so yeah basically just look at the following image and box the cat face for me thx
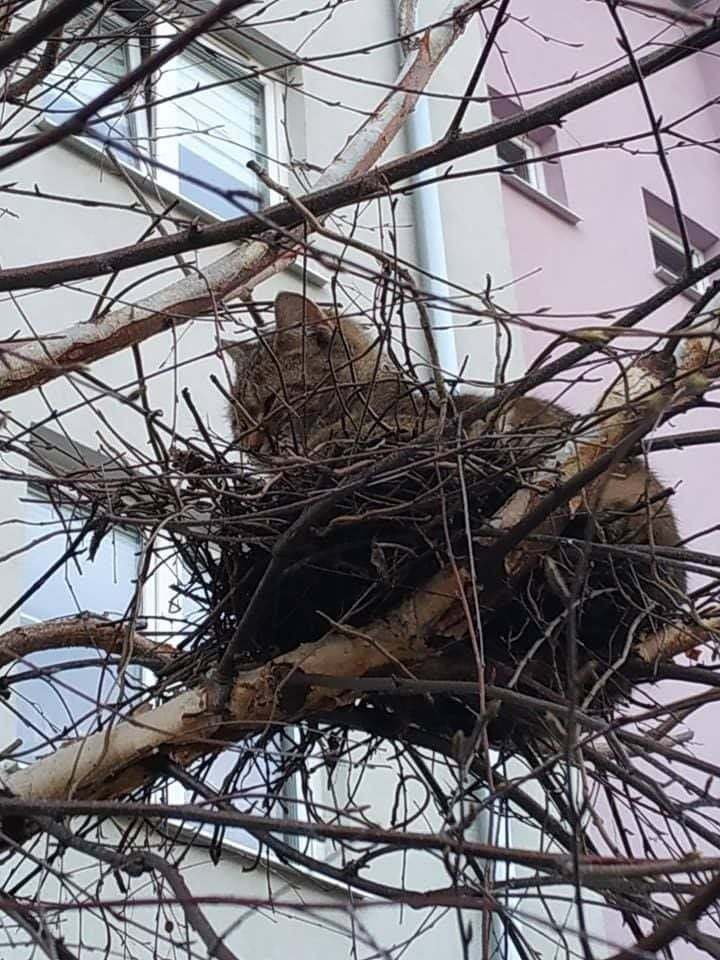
[224,291,379,454]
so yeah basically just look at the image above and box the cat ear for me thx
[274,291,334,344]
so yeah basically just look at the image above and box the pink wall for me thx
[485,5,720,954]
[486,0,720,547]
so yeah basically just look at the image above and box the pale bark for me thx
[635,615,720,663]
[3,553,714,804]
[497,353,674,577]
[4,686,216,800]
[1,0,717,802]
[675,313,720,391]
[492,325,720,580]
[4,567,463,801]
[0,614,176,668]
[6,331,720,804]
[0,18,717,302]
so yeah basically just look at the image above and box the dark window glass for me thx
[651,232,691,278]
[497,139,532,182]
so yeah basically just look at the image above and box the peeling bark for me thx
[1,529,715,804]
[0,614,176,669]
[4,686,218,800]
[4,568,464,801]
[635,616,720,663]
[497,353,674,577]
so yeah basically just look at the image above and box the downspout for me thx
[393,5,508,958]
[394,2,458,380]
[405,89,499,944]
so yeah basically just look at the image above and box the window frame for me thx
[40,9,287,218]
[497,135,546,193]
[175,723,329,860]
[40,10,152,168]
[7,481,146,761]
[648,218,706,296]
[151,26,286,216]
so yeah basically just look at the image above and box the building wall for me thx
[0,818,463,960]
[487,5,720,956]
[485,0,720,592]
[487,1,720,341]
[486,0,720,399]
[0,2,524,958]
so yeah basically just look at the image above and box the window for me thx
[8,428,313,857]
[497,136,544,192]
[648,220,705,295]
[154,45,271,218]
[41,10,280,218]
[490,101,580,224]
[41,14,144,167]
[8,491,143,760]
[192,730,305,854]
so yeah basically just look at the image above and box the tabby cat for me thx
[224,291,684,591]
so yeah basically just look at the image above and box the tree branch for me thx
[0,0,94,73]
[0,18,717,403]
[0,614,176,670]
[1,16,717,294]
[606,871,720,960]
[0,0,481,401]
[3,566,463,801]
[2,549,716,808]
[635,615,720,663]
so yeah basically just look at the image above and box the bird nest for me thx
[160,415,685,752]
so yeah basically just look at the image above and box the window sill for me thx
[40,124,328,289]
[500,172,581,225]
[653,265,702,302]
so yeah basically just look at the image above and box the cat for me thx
[224,291,684,592]
[470,393,682,572]
[223,290,438,456]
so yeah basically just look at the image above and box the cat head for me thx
[223,291,380,454]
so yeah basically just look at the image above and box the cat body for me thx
[469,393,681,566]
[225,292,683,590]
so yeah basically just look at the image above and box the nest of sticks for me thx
[155,404,687,753]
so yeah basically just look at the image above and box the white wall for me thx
[418,1,526,386]
[0,4,487,958]
[0,3,596,958]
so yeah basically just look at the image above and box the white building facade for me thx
[0,2,606,958]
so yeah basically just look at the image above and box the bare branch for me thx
[635,615,720,663]
[4,567,463,801]
[0,614,176,669]
[0,17,717,404]
[0,0,94,73]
